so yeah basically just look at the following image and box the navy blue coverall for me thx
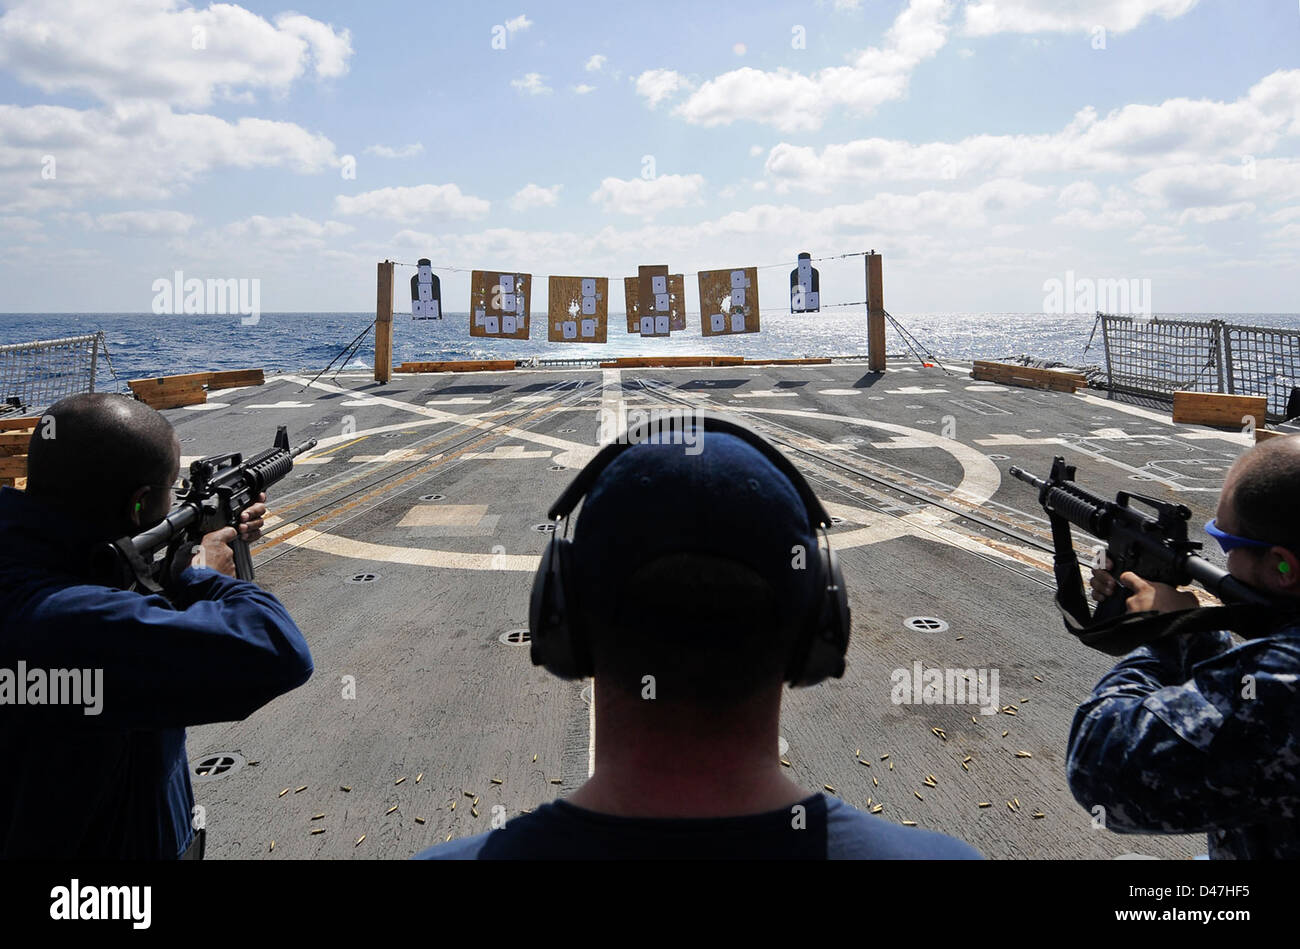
[0,486,312,858]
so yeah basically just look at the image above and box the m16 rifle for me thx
[1010,456,1275,653]
[95,425,316,591]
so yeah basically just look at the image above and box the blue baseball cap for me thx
[568,430,824,636]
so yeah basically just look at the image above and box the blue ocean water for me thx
[2,311,1298,385]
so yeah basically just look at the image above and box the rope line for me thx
[299,321,376,392]
[385,250,870,280]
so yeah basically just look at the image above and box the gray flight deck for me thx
[169,357,1249,860]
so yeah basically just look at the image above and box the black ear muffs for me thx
[527,532,559,668]
[790,543,852,686]
[785,544,850,687]
[529,527,593,680]
[527,413,851,685]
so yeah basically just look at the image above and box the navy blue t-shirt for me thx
[416,793,982,859]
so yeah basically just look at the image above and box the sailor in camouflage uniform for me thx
[1067,436,1300,859]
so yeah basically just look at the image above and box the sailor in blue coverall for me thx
[0,394,312,858]
[1068,436,1300,859]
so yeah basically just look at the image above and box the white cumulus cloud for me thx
[634,69,692,109]
[225,213,351,241]
[1052,203,1145,231]
[0,0,352,108]
[0,102,339,212]
[762,70,1300,190]
[510,183,562,211]
[173,213,353,258]
[334,184,490,222]
[364,143,424,159]
[964,0,1199,36]
[81,209,196,235]
[1133,158,1300,210]
[1177,202,1256,225]
[1058,181,1101,206]
[590,174,706,218]
[667,0,952,131]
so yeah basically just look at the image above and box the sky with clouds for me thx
[0,0,1296,314]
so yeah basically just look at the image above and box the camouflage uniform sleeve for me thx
[1067,628,1300,834]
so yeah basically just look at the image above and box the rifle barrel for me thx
[1007,465,1042,489]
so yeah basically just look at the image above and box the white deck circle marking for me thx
[182,402,230,411]
[271,523,542,571]
[714,405,1003,542]
[268,376,1018,568]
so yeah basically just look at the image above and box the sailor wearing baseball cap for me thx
[417,413,981,859]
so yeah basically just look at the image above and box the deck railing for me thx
[1101,315,1299,422]
[0,332,111,417]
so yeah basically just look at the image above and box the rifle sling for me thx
[1058,598,1300,657]
[107,535,164,595]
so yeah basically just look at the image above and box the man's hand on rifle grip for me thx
[166,527,238,581]
[1117,571,1199,614]
[1092,556,1198,613]
[191,527,238,578]
[237,492,268,543]
[1089,556,1119,602]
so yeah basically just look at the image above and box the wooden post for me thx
[866,251,886,372]
[375,260,394,384]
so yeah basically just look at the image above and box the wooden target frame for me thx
[469,269,532,339]
[698,266,760,337]
[624,265,686,337]
[547,276,609,343]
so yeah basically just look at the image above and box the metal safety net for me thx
[0,332,112,418]
[1100,316,1224,402]
[1100,316,1300,422]
[1221,323,1300,422]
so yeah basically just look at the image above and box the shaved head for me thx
[1220,435,1300,547]
[25,393,179,534]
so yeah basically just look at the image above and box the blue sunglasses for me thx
[1205,518,1274,553]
